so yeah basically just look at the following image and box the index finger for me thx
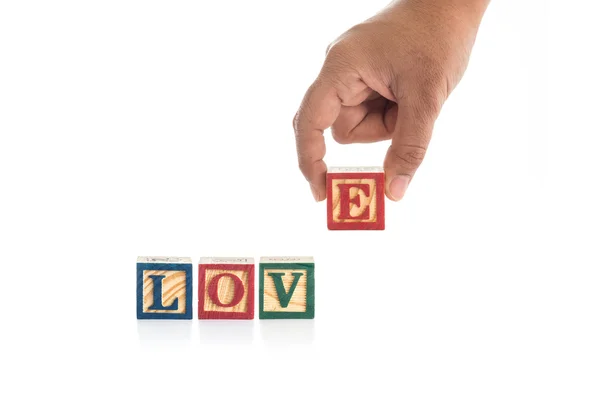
[293,78,342,201]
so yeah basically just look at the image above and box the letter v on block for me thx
[259,257,315,319]
[267,272,303,307]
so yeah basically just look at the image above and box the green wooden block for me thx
[259,257,315,319]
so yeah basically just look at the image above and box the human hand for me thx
[293,0,490,201]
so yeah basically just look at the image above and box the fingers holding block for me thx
[137,256,193,319]
[198,257,255,320]
[259,257,315,319]
[327,167,385,230]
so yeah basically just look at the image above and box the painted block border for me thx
[326,171,385,230]
[198,263,255,320]
[259,262,315,319]
[136,262,193,320]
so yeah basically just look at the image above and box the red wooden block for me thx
[327,167,385,230]
[198,257,255,319]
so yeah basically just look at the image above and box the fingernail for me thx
[389,175,411,201]
[310,184,320,202]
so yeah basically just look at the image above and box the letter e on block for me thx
[198,257,255,319]
[136,256,193,319]
[327,167,385,230]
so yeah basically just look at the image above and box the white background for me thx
[1,0,598,398]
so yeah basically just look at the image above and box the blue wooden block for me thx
[136,256,193,319]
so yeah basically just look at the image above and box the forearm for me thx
[402,0,490,23]
[379,0,489,50]
[381,0,490,30]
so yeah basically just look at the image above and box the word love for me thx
[136,256,315,320]
[327,167,385,230]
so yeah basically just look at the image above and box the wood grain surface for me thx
[262,269,307,312]
[330,178,377,222]
[202,269,249,313]
[142,270,187,314]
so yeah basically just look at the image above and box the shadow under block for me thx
[198,257,255,319]
[327,167,385,230]
[259,257,315,319]
[137,256,193,319]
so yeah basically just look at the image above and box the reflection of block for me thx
[327,167,385,230]
[198,257,254,319]
[136,256,193,319]
[259,257,314,319]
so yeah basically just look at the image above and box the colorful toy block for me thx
[198,257,255,319]
[327,167,385,230]
[259,257,314,319]
[137,256,193,319]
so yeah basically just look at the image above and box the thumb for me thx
[384,94,441,201]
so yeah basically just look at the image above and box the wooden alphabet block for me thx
[259,257,315,319]
[198,257,255,319]
[327,167,385,230]
[136,256,193,319]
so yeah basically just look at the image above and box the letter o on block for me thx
[198,258,255,319]
[207,273,245,307]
